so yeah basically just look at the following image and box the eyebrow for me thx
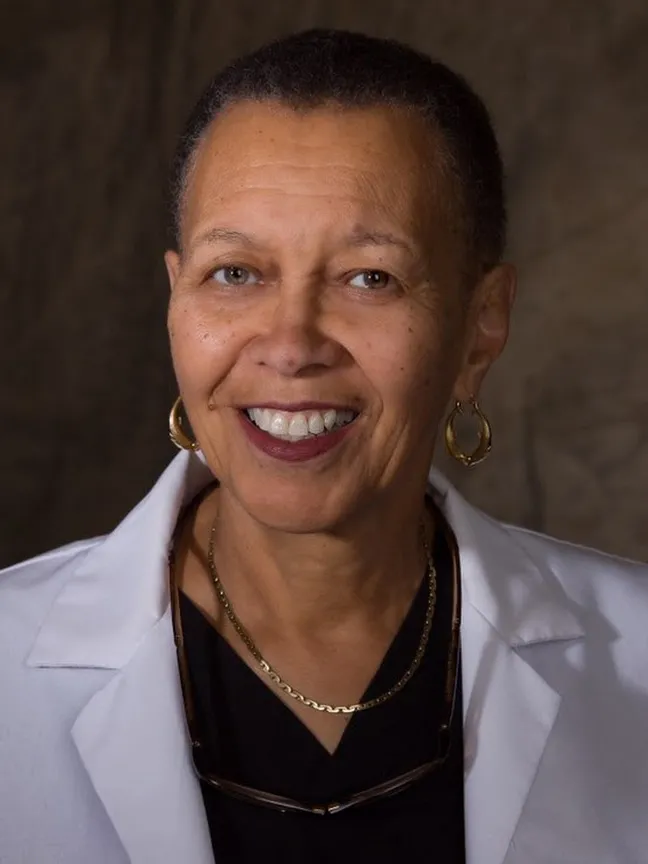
[188,225,417,257]
[189,227,257,253]
[345,227,415,256]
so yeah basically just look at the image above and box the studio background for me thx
[1,0,647,568]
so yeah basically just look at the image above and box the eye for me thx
[348,270,393,290]
[211,265,259,286]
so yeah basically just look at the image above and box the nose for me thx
[248,285,344,377]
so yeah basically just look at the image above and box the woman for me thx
[1,29,647,864]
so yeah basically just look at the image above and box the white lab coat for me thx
[1,451,647,864]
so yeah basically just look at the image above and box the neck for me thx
[200,485,433,637]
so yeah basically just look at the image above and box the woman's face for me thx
[166,101,514,531]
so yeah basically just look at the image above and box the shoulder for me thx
[506,522,648,583]
[0,537,103,590]
[0,538,103,645]
[504,522,648,623]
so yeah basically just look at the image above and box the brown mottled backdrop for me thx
[1,0,647,567]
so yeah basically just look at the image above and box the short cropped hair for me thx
[169,29,506,273]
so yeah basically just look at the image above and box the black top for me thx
[179,518,465,863]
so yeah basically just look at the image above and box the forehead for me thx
[181,101,451,249]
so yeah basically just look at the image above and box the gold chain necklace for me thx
[206,518,437,715]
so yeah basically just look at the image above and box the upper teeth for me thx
[247,408,356,440]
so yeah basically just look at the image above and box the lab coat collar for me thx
[27,451,213,670]
[428,465,585,648]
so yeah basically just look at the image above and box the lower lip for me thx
[238,411,356,463]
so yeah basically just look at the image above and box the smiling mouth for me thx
[242,406,359,442]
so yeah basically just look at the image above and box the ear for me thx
[164,249,181,292]
[453,262,517,402]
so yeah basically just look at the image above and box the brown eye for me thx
[349,270,391,290]
[212,265,258,286]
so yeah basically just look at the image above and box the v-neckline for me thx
[179,561,430,758]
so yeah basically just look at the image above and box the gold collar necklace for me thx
[206,514,437,715]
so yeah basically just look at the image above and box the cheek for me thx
[168,296,244,393]
[367,315,445,395]
[357,308,458,435]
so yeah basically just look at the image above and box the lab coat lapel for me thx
[433,471,585,864]
[460,602,562,864]
[70,609,214,864]
[28,452,216,864]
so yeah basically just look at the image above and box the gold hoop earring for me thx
[169,396,199,451]
[444,397,492,468]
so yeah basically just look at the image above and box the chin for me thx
[231,477,354,535]
[257,510,333,535]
